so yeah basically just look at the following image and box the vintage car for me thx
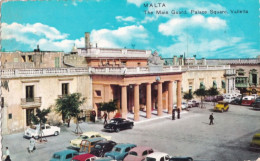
[70,131,111,148]
[241,96,255,106]
[169,157,193,161]
[124,146,154,161]
[249,133,260,151]
[104,118,134,132]
[252,97,260,110]
[145,152,171,161]
[214,101,229,112]
[223,96,236,103]
[90,140,117,157]
[173,102,188,110]
[104,143,136,160]
[71,153,97,161]
[50,149,78,161]
[230,97,241,105]
[24,124,60,139]
[76,137,106,153]
[204,95,224,102]
[187,100,200,108]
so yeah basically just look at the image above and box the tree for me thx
[55,93,85,129]
[31,107,51,141]
[207,86,220,106]
[194,87,207,108]
[98,100,118,118]
[183,90,193,106]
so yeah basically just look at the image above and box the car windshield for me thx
[146,157,156,161]
[79,135,89,139]
[112,147,121,152]
[52,154,61,159]
[109,120,118,124]
[95,144,102,149]
[129,151,138,156]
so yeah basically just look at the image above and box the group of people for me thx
[90,110,108,125]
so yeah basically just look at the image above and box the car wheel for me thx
[115,128,120,132]
[54,131,59,136]
[221,109,224,113]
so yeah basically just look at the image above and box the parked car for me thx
[230,97,241,105]
[145,152,171,161]
[249,133,260,151]
[24,124,60,139]
[241,96,255,106]
[252,97,260,110]
[104,118,134,132]
[104,143,136,160]
[70,131,111,148]
[90,140,117,157]
[71,153,97,161]
[50,149,78,161]
[78,137,107,153]
[124,146,154,161]
[170,157,193,161]
[187,100,200,108]
[204,96,223,102]
[214,101,229,112]
[223,96,236,103]
[173,102,188,109]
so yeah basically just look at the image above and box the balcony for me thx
[21,97,42,108]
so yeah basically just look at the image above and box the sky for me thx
[1,0,260,58]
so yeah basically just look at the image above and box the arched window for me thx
[213,80,217,88]
[221,80,226,89]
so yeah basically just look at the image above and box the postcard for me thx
[1,0,260,161]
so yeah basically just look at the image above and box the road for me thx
[2,103,260,161]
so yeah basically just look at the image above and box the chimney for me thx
[85,32,90,49]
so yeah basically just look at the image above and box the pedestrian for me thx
[91,110,96,123]
[209,113,214,125]
[28,136,36,153]
[5,147,11,161]
[177,108,180,119]
[103,112,108,124]
[172,109,175,120]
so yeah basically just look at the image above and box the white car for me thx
[173,102,188,109]
[223,96,236,103]
[145,152,171,161]
[24,124,60,139]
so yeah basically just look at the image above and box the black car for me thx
[104,118,134,132]
[90,140,117,157]
[170,157,193,161]
[230,98,241,105]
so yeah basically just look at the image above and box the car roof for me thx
[82,131,100,136]
[114,143,136,148]
[72,153,95,160]
[146,152,168,158]
[83,137,106,142]
[129,146,153,155]
[54,149,77,155]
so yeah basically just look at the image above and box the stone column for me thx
[134,84,140,121]
[168,81,173,114]
[157,82,163,116]
[121,85,127,119]
[177,80,182,111]
[146,83,152,118]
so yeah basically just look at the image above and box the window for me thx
[189,85,192,93]
[1,97,4,108]
[8,113,12,119]
[65,154,72,159]
[21,56,26,62]
[137,62,141,66]
[46,126,50,129]
[142,150,148,156]
[130,151,138,156]
[55,57,60,68]
[125,147,131,152]
[28,55,33,62]
[122,61,127,66]
[26,109,34,126]
[213,80,217,88]
[200,82,205,89]
[95,90,101,97]
[222,80,226,89]
[26,86,34,102]
[160,157,165,161]
[62,83,69,95]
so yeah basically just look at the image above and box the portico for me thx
[92,72,182,121]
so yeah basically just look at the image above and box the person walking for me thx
[172,109,175,120]
[28,136,36,153]
[209,113,214,125]
[5,147,11,161]
[103,112,108,124]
